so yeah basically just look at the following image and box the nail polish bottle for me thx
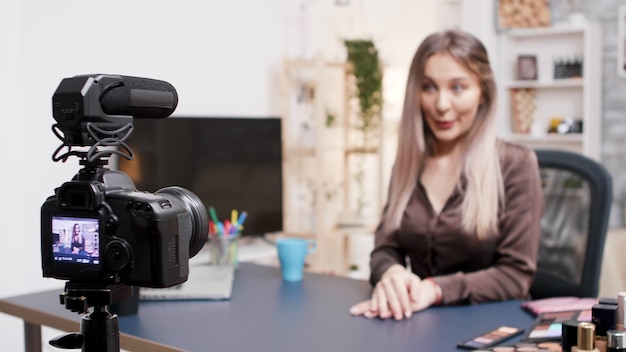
[607,330,626,352]
[572,322,600,352]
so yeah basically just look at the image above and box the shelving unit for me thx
[496,19,602,160]
[277,56,384,275]
[278,57,345,238]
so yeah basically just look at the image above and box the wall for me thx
[0,0,439,350]
[574,0,626,228]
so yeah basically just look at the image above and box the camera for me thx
[41,74,208,288]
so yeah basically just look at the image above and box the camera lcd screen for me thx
[51,216,100,265]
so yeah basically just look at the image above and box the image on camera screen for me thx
[51,216,100,265]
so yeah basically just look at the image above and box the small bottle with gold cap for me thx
[572,322,600,352]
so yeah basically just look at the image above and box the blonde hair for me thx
[380,30,504,239]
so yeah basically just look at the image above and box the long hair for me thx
[380,30,504,239]
[72,224,83,243]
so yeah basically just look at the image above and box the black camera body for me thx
[41,74,207,289]
[41,168,207,288]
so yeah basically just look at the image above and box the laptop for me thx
[139,264,235,301]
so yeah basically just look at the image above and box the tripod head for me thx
[61,282,133,314]
[49,282,133,352]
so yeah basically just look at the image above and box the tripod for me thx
[48,282,133,352]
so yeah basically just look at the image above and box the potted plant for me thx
[344,39,383,218]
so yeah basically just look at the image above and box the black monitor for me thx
[117,116,283,237]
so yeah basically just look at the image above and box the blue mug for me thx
[276,238,317,282]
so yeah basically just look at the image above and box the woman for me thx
[349,30,543,321]
[71,223,85,254]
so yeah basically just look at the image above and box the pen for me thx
[209,221,215,236]
[237,211,248,230]
[209,206,220,225]
[231,209,238,226]
[224,220,231,236]
[217,222,225,238]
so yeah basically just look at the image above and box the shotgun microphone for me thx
[51,74,179,149]
[100,75,178,119]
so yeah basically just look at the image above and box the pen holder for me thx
[208,234,239,267]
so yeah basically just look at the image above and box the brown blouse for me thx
[370,140,544,305]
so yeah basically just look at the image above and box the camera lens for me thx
[156,186,208,258]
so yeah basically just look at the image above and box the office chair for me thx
[529,149,612,299]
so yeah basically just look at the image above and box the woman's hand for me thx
[349,265,441,320]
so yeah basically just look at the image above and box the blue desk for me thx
[0,263,535,351]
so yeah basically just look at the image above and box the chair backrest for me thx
[530,149,612,299]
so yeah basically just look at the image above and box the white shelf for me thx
[497,17,602,161]
[505,133,583,143]
[505,79,583,89]
[501,26,585,38]
[502,134,585,155]
[283,147,316,158]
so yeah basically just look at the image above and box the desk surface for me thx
[0,263,535,352]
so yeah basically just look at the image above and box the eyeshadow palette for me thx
[457,326,524,350]
[521,310,591,342]
[474,341,562,351]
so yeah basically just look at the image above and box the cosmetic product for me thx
[617,292,626,331]
[456,325,524,350]
[524,310,588,341]
[593,304,618,352]
[563,319,581,352]
[572,322,600,352]
[607,330,626,352]
[492,347,516,352]
[599,297,618,306]
[537,341,563,351]
[488,342,564,351]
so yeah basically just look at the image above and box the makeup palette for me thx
[472,341,563,351]
[521,310,591,341]
[457,326,524,350]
